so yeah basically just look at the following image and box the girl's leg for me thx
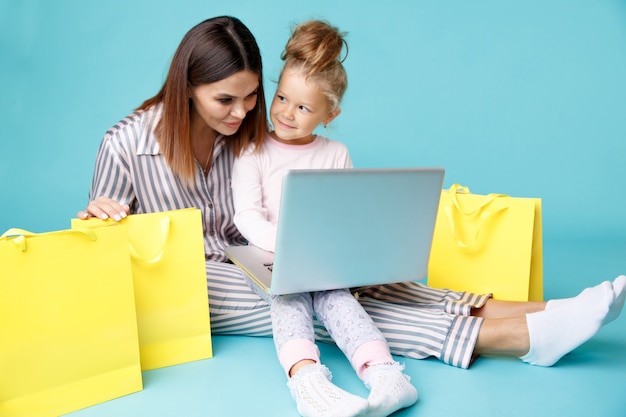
[312,289,389,374]
[314,289,418,417]
[287,363,368,417]
[271,292,319,375]
[273,291,368,417]
[206,261,366,417]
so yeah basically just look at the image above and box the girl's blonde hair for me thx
[281,20,348,111]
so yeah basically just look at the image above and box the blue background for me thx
[1,0,625,239]
[2,2,626,417]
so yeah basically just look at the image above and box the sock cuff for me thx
[278,339,320,377]
[351,340,394,378]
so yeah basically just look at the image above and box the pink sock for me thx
[279,339,320,377]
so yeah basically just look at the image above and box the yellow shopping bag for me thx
[72,208,212,370]
[427,184,543,301]
[0,226,142,417]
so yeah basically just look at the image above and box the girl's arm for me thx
[231,151,278,252]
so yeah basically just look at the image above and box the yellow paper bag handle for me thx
[128,216,170,264]
[444,184,509,250]
[1,228,97,252]
[70,214,171,264]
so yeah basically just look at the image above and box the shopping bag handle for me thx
[445,184,509,249]
[128,216,170,264]
[1,228,97,252]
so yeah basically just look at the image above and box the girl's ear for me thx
[323,108,342,127]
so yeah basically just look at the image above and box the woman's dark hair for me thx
[138,16,267,183]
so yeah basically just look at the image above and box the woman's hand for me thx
[77,196,130,221]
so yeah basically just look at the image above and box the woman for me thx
[79,15,626,416]
[79,16,270,338]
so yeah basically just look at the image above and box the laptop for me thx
[225,167,445,295]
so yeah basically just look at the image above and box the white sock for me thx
[604,275,626,325]
[546,275,626,324]
[521,280,617,366]
[287,363,368,417]
[545,298,570,310]
[362,362,418,417]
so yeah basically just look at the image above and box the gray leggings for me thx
[207,261,489,369]
[271,289,387,363]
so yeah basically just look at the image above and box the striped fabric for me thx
[89,105,246,262]
[88,106,488,369]
[341,283,487,368]
[205,261,273,337]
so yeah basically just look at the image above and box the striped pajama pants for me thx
[207,260,489,369]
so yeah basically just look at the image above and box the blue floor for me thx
[66,238,626,417]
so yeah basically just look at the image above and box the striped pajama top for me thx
[88,104,247,261]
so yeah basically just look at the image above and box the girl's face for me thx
[189,70,259,137]
[269,68,340,145]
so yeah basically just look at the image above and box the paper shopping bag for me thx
[72,208,212,370]
[427,184,543,301]
[0,226,142,417]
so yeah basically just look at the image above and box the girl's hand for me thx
[77,196,130,221]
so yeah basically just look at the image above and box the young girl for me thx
[232,21,417,417]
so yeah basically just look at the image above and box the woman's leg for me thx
[354,276,626,368]
[476,276,626,365]
[205,261,273,336]
[474,316,529,356]
[354,282,489,368]
[473,299,546,319]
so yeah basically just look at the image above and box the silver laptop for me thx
[225,167,445,295]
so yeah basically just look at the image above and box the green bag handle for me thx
[1,228,97,252]
[444,184,509,250]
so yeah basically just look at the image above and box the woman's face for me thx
[189,70,259,137]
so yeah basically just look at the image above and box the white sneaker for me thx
[362,362,418,417]
[287,363,369,417]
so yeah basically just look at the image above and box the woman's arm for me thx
[77,196,130,221]
[78,130,136,221]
